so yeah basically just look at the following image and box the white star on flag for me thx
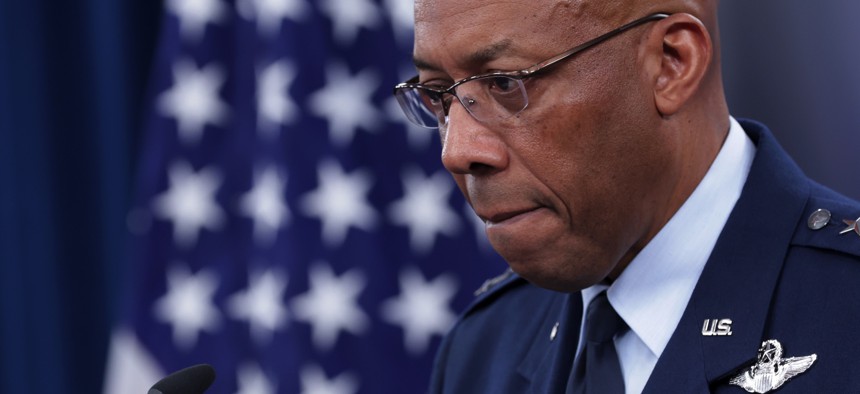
[239,166,290,245]
[299,365,359,394]
[153,264,221,349]
[300,159,377,247]
[317,0,380,45]
[256,60,299,138]
[158,59,229,145]
[388,168,461,253]
[291,262,369,351]
[227,268,289,344]
[383,0,414,45]
[166,0,227,41]
[381,267,458,355]
[237,0,308,36]
[235,362,277,394]
[308,63,381,147]
[152,161,225,248]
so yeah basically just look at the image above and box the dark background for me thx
[1,2,857,393]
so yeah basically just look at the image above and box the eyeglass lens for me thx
[395,75,528,129]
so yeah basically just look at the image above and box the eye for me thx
[419,89,451,110]
[488,76,518,93]
[424,90,445,105]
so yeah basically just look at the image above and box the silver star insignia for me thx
[840,217,860,237]
[729,339,817,393]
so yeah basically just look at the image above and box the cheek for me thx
[517,72,665,231]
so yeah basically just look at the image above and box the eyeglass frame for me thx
[393,12,671,129]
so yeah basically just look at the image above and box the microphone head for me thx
[148,364,216,394]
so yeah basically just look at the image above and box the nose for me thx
[440,100,509,177]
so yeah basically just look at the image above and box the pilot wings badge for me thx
[729,339,817,393]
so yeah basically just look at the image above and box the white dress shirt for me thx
[576,117,757,393]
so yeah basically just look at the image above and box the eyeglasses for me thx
[393,13,670,129]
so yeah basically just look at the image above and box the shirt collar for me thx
[595,117,756,357]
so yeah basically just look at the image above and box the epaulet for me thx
[792,192,860,258]
[456,268,525,314]
[468,268,525,309]
[457,268,524,317]
[473,268,519,296]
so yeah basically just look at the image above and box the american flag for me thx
[103,0,504,393]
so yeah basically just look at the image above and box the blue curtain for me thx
[0,2,857,394]
[0,0,160,392]
[720,1,860,198]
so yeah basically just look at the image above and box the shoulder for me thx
[442,268,563,351]
[765,185,860,379]
[739,118,860,261]
[438,267,561,350]
[430,269,563,393]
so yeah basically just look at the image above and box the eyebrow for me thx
[413,39,514,73]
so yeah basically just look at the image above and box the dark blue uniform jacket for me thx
[429,120,860,393]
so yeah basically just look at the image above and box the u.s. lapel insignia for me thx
[701,318,733,336]
[839,217,860,237]
[729,339,817,393]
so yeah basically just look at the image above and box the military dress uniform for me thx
[428,119,860,393]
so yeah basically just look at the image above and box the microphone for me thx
[148,364,216,394]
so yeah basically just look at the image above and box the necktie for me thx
[567,291,627,394]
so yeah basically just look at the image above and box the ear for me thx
[645,13,713,116]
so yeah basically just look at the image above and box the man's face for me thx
[414,0,680,291]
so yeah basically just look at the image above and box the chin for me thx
[491,232,619,292]
[506,255,607,293]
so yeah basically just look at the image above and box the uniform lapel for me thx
[517,292,582,393]
[644,120,810,393]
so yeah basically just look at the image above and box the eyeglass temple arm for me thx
[519,13,670,77]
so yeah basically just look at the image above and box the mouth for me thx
[482,207,542,226]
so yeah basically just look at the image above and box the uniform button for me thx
[807,209,831,230]
[550,322,559,341]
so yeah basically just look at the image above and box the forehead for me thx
[416,0,562,25]
[413,0,587,71]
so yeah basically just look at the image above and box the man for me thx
[393,0,860,393]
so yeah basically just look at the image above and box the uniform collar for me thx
[602,117,756,358]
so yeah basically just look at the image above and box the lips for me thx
[480,207,541,226]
